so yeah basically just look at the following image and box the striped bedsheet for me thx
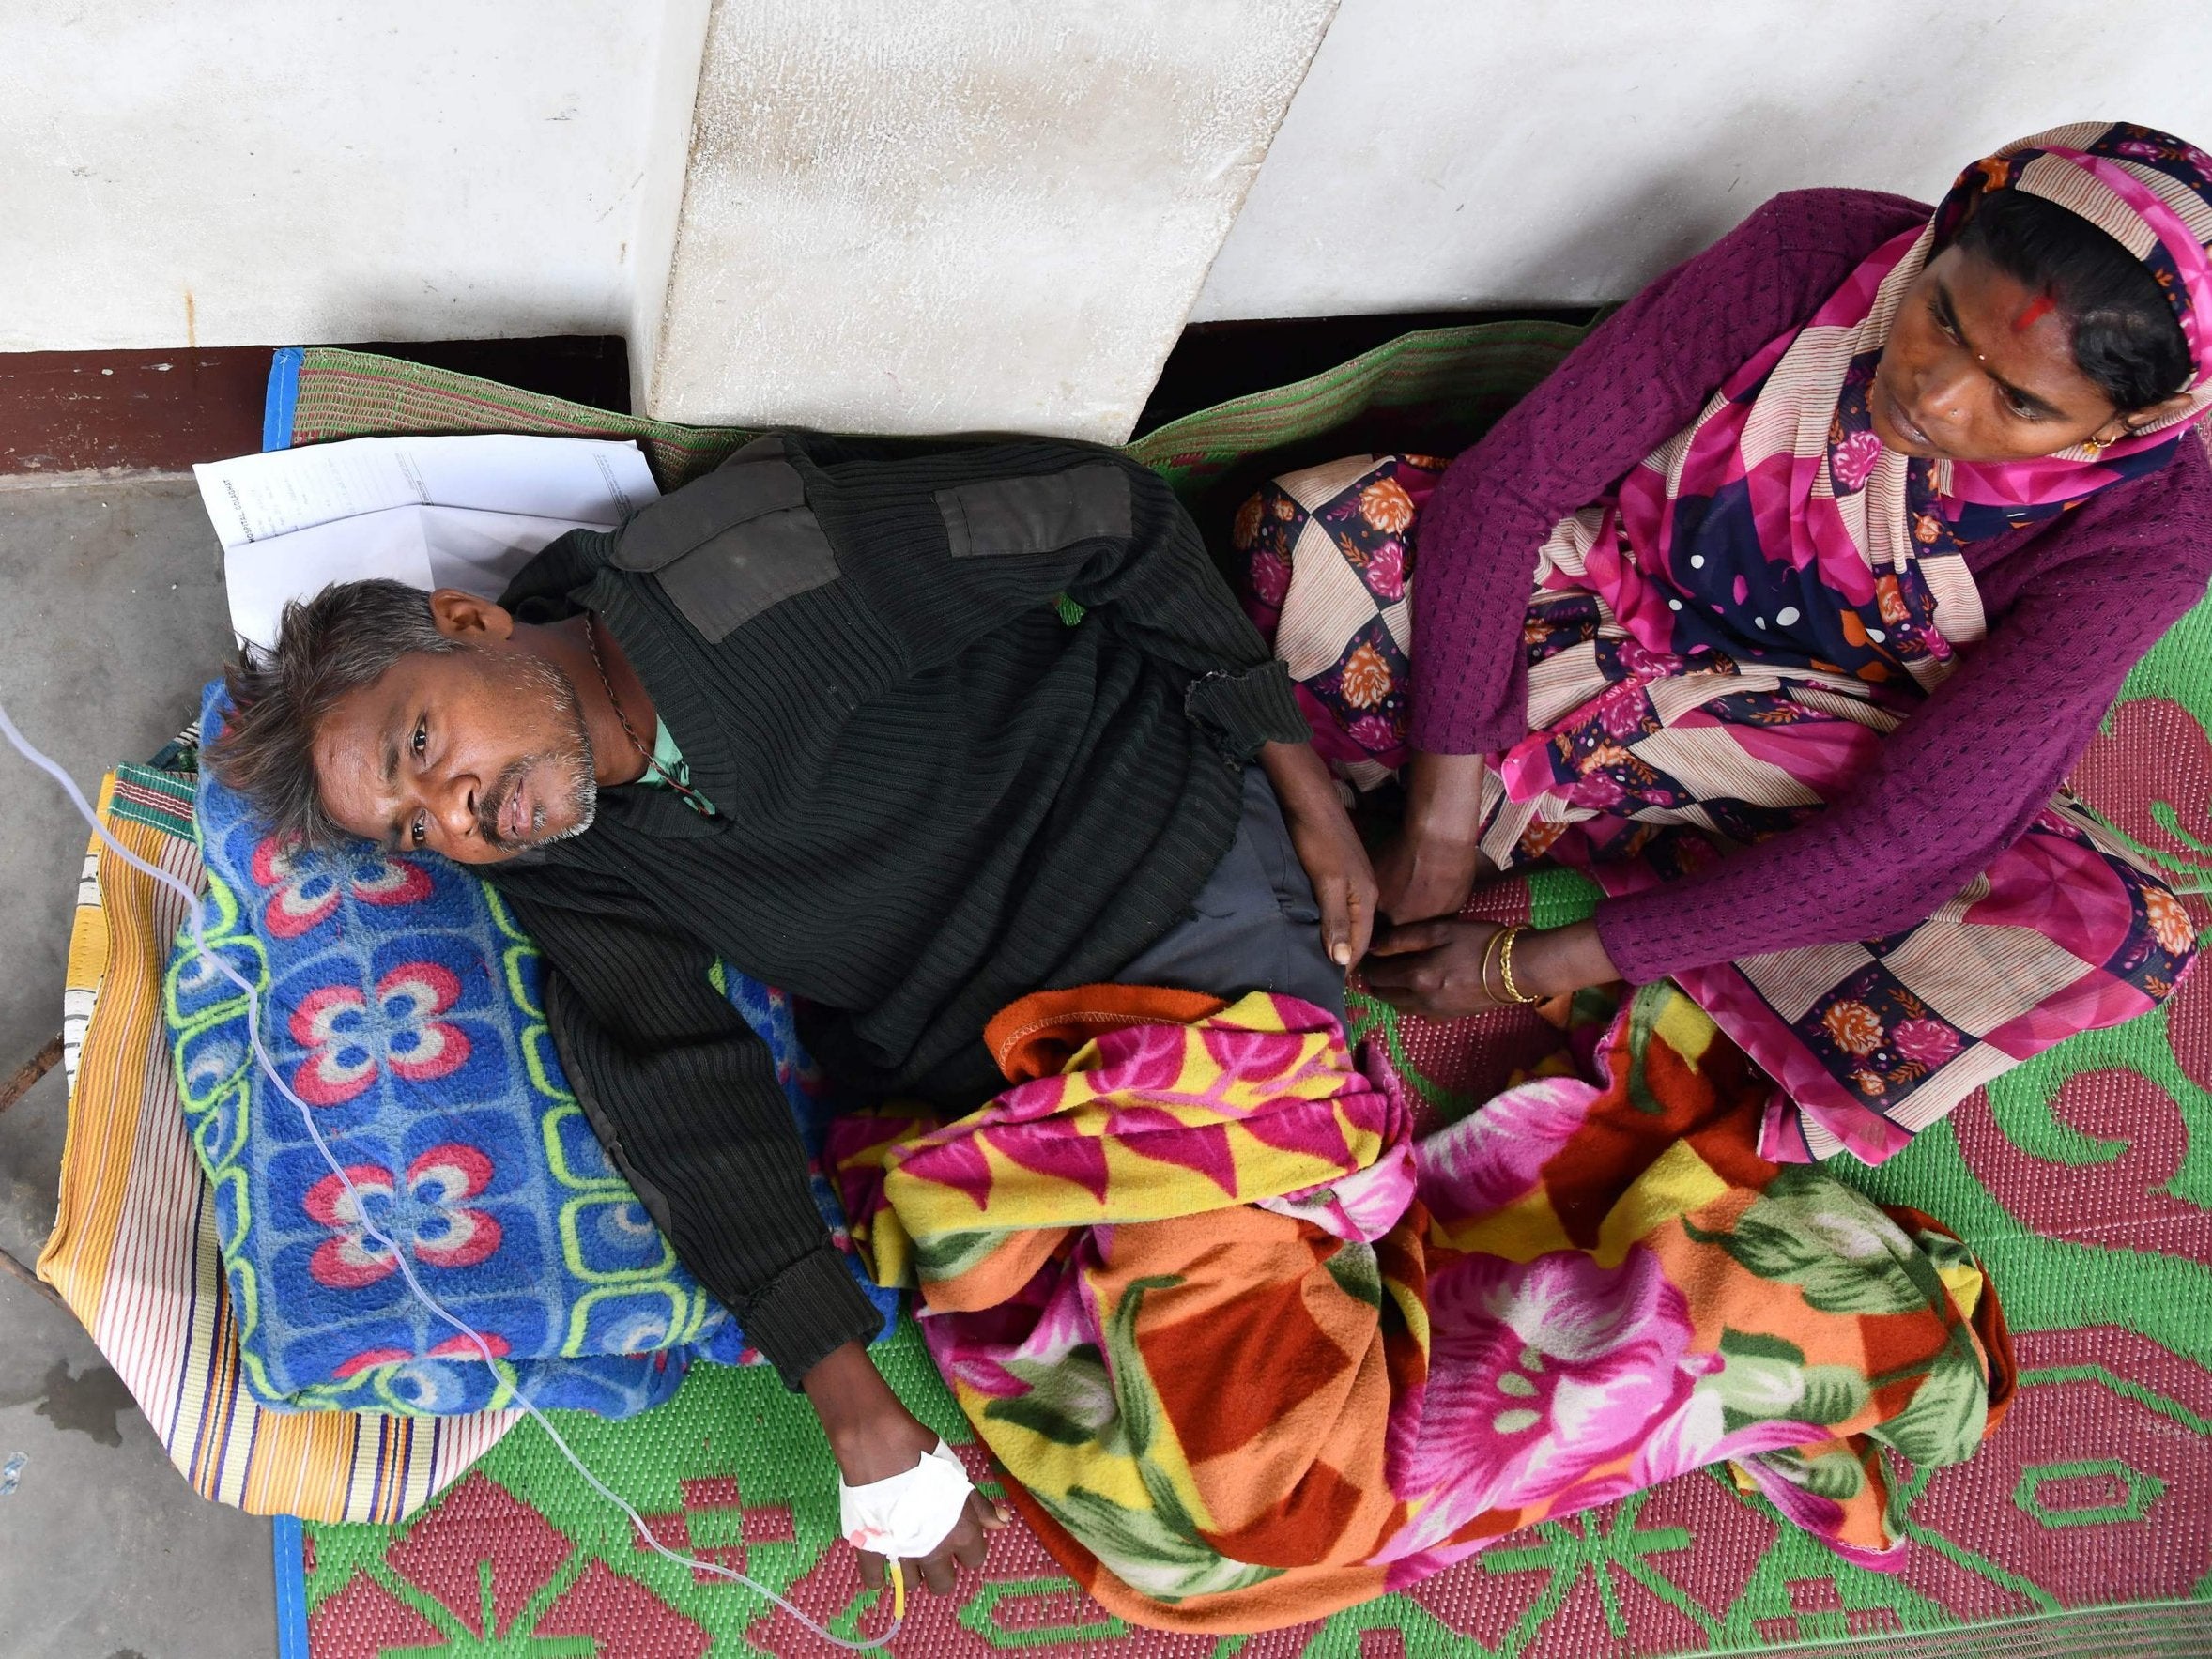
[36,765,512,1522]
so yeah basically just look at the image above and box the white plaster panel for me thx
[0,1,677,351]
[1195,0,2212,319]
[645,0,1339,439]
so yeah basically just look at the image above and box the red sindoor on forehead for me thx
[2013,293,2058,332]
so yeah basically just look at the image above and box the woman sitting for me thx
[1240,123,2212,1162]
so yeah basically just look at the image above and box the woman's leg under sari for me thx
[1240,456,2197,1163]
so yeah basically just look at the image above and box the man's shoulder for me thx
[478,837,636,908]
[496,526,616,616]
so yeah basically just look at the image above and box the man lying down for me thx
[206,431,1380,1591]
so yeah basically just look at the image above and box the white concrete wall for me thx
[14,0,2204,430]
[1194,0,2212,320]
[0,1,684,353]
[642,0,1339,439]
[624,1,715,412]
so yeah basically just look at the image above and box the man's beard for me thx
[480,651,599,853]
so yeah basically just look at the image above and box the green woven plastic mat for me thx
[287,322,1589,504]
[280,339,2212,1657]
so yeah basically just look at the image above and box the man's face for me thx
[314,642,598,865]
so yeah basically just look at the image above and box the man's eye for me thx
[411,716,428,759]
[409,812,427,849]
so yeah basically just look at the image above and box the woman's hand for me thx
[1376,752,1494,923]
[1362,919,1510,1018]
[1260,741,1378,968]
[803,1342,1010,1595]
[1363,916,1622,1020]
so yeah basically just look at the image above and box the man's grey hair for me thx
[205,579,460,849]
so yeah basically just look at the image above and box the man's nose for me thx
[430,769,480,840]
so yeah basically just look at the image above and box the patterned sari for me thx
[1241,124,2212,1162]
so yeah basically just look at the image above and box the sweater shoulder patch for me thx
[650,508,840,644]
[615,445,809,573]
[936,462,1132,560]
[613,446,839,642]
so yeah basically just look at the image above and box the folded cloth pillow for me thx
[167,682,895,1415]
[41,766,513,1520]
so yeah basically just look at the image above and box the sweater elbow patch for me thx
[935,463,1133,560]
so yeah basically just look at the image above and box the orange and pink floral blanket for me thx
[830,983,2013,1633]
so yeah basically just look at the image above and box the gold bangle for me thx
[1479,926,1509,1005]
[1497,924,1543,1006]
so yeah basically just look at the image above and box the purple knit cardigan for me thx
[1408,188,2212,983]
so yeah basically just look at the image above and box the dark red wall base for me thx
[0,337,631,474]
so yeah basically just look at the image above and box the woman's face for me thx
[1870,242,2143,463]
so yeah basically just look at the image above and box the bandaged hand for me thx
[841,1440,977,1563]
[803,1341,1010,1594]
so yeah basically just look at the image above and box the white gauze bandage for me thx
[838,1439,975,1559]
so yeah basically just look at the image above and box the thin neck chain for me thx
[583,613,708,808]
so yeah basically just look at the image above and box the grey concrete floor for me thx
[0,474,276,1659]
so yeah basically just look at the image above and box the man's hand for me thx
[855,1482,1003,1599]
[802,1342,1008,1594]
[1373,827,1487,927]
[1259,741,1377,968]
[1376,751,1495,924]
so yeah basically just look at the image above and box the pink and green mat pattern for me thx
[265,338,2212,1657]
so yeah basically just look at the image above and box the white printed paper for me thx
[194,435,661,651]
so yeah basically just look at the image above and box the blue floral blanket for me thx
[164,681,895,1417]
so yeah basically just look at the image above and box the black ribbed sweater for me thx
[485,433,1307,1386]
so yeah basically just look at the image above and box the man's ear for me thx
[427,589,515,643]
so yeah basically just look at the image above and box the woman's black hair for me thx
[1950,190,2193,413]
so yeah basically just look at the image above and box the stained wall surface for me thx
[643,0,1340,438]
[11,2,2202,437]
